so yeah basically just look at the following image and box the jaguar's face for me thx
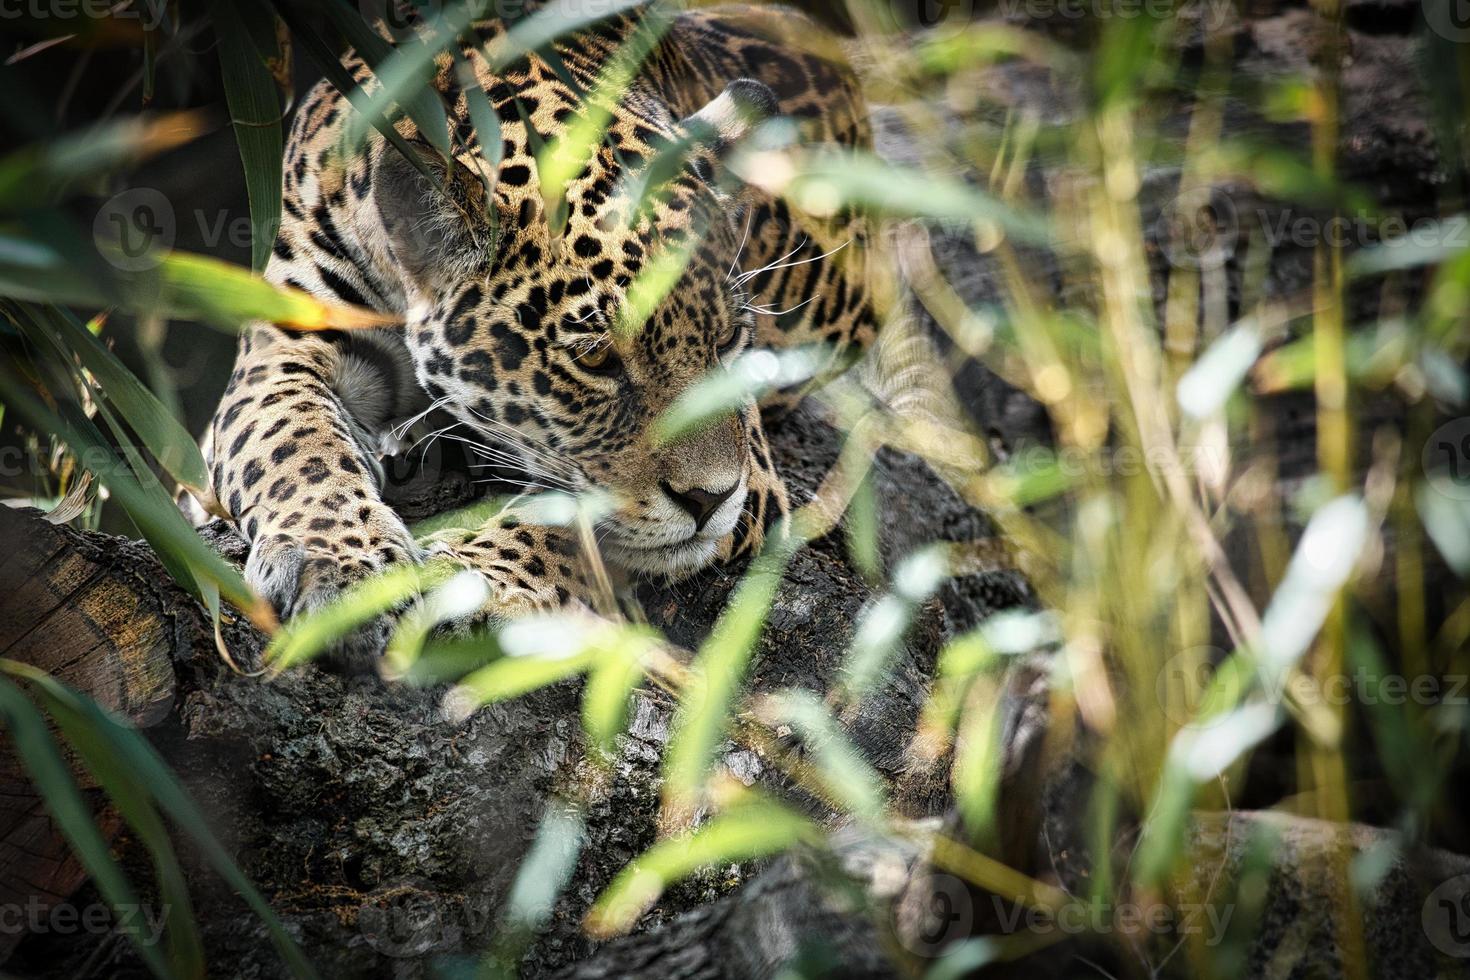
[381,82,772,577]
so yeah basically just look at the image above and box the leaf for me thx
[442,615,657,721]
[265,1,439,185]
[0,676,173,980]
[654,348,824,445]
[0,112,207,212]
[14,303,212,498]
[483,804,586,975]
[0,241,396,331]
[585,797,816,937]
[19,676,206,976]
[207,0,285,272]
[0,662,320,979]
[754,690,887,823]
[740,148,1051,245]
[581,634,652,754]
[267,560,459,669]
[840,544,951,701]
[661,531,802,817]
[316,0,457,158]
[1177,319,1263,419]
[0,359,271,628]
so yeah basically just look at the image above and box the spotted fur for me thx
[205,3,878,640]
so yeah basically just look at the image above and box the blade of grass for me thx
[0,676,172,980]
[206,0,285,272]
[0,661,319,979]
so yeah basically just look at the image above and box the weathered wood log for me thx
[0,401,1032,978]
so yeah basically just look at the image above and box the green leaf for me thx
[755,690,887,823]
[13,303,211,498]
[317,0,458,158]
[661,530,802,816]
[0,359,269,628]
[586,797,816,937]
[582,634,652,754]
[483,805,586,976]
[207,0,285,272]
[442,615,657,719]
[0,662,319,979]
[267,560,459,669]
[840,544,951,702]
[267,0,439,185]
[19,676,205,976]
[0,676,172,979]
[654,348,824,445]
[0,240,395,331]
[750,149,1051,245]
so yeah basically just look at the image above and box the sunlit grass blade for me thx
[654,347,824,445]
[12,303,213,501]
[739,147,1050,245]
[206,0,284,272]
[0,359,271,629]
[661,529,803,819]
[754,689,887,823]
[839,544,951,702]
[585,795,817,937]
[482,804,586,977]
[0,243,396,331]
[0,676,172,979]
[266,560,459,669]
[582,633,652,755]
[534,8,670,235]
[441,614,658,721]
[1,661,320,979]
[614,235,697,338]
[381,569,491,680]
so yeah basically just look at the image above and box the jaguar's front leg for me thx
[426,517,600,623]
[211,326,421,653]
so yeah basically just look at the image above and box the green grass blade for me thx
[661,530,802,818]
[0,358,270,628]
[13,302,211,497]
[206,0,285,272]
[0,662,320,980]
[586,796,816,937]
[18,677,206,975]
[0,676,172,979]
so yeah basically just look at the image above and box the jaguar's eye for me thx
[715,318,742,352]
[575,342,621,375]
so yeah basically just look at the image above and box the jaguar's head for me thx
[376,79,778,577]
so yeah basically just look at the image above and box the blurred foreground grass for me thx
[1,0,1469,977]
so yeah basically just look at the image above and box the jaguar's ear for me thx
[683,78,778,155]
[374,141,498,291]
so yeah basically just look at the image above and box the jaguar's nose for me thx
[661,480,739,533]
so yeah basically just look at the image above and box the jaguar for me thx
[204,1,880,647]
